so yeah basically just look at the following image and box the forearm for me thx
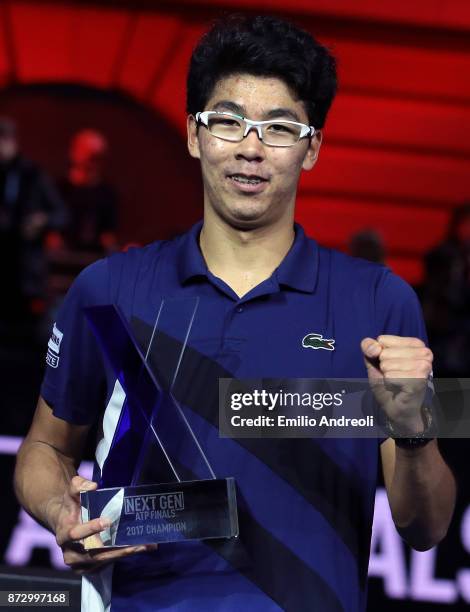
[14,439,77,532]
[388,440,456,550]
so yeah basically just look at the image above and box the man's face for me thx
[69,130,107,182]
[0,136,18,163]
[187,74,321,230]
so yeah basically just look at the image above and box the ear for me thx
[302,131,322,171]
[187,114,200,160]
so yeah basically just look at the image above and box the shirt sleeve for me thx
[374,269,428,344]
[40,258,109,425]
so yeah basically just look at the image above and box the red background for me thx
[1,0,470,285]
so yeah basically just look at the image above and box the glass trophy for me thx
[79,299,238,549]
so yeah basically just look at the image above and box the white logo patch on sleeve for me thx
[46,323,63,368]
[48,323,63,354]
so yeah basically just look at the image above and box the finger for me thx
[380,359,433,376]
[64,477,98,514]
[383,363,431,379]
[63,540,87,554]
[378,347,433,362]
[361,338,384,382]
[69,476,97,498]
[63,548,92,567]
[61,480,95,523]
[82,544,156,567]
[82,533,105,551]
[68,517,110,542]
[377,335,426,349]
[379,359,414,374]
[361,337,382,359]
[56,519,100,548]
[70,545,156,574]
[86,542,158,557]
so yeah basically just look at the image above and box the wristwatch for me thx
[394,435,434,449]
[389,403,436,450]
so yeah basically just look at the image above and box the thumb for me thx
[65,477,97,511]
[361,337,382,360]
[360,337,383,379]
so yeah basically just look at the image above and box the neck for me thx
[199,212,295,298]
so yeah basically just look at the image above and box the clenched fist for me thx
[361,335,433,436]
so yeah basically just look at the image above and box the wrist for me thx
[385,402,436,441]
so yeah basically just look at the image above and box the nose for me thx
[234,126,265,161]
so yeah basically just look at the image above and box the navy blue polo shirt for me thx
[41,221,427,612]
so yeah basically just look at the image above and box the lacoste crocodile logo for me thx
[302,333,335,351]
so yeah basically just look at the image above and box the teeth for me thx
[231,175,263,184]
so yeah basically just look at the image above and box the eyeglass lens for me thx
[206,113,303,145]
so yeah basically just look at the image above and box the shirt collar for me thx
[177,220,318,293]
[177,220,207,284]
[275,223,318,293]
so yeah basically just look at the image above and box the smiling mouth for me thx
[228,173,268,185]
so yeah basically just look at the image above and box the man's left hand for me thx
[360,335,433,435]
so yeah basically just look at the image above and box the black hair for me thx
[186,14,337,129]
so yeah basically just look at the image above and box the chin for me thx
[230,203,267,218]
[229,201,270,219]
[225,212,271,231]
[209,194,276,229]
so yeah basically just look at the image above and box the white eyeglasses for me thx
[195,111,315,147]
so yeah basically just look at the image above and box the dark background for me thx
[0,0,469,610]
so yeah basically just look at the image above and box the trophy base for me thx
[80,478,238,549]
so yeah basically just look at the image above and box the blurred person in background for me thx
[348,228,386,265]
[58,129,118,256]
[0,117,67,341]
[421,203,470,376]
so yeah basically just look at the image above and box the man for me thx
[421,203,470,376]
[58,129,118,254]
[15,15,456,612]
[0,117,67,338]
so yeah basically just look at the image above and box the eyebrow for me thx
[211,100,303,123]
